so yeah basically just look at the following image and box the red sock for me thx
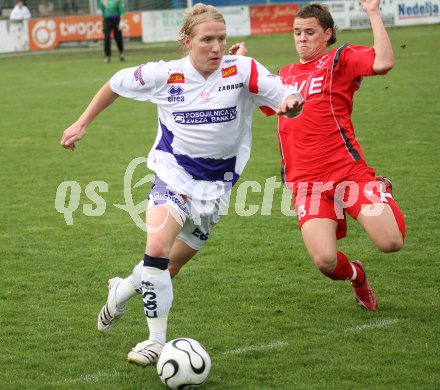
[387,197,406,240]
[379,178,406,240]
[328,252,353,280]
[328,252,360,282]
[327,252,365,284]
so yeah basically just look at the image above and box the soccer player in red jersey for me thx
[278,0,406,311]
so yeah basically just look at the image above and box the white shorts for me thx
[147,176,231,250]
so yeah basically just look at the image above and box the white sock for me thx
[128,259,143,293]
[142,266,173,344]
[147,316,168,344]
[116,278,137,308]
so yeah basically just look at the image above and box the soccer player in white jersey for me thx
[60,2,303,367]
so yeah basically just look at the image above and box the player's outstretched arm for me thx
[361,0,394,74]
[60,82,119,150]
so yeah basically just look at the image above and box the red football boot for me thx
[351,261,378,312]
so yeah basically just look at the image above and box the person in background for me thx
[63,0,78,15]
[9,0,31,51]
[99,0,125,63]
[60,2,303,368]
[7,19,28,51]
[38,0,54,17]
[276,0,406,312]
[9,0,31,21]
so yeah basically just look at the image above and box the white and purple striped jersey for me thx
[110,55,298,200]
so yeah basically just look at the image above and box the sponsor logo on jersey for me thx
[167,73,185,84]
[173,107,237,125]
[285,68,328,101]
[222,65,238,78]
[316,54,330,69]
[168,85,185,102]
[218,82,244,92]
[224,58,238,64]
[169,85,183,95]
[134,64,146,86]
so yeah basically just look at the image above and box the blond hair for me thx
[177,3,226,52]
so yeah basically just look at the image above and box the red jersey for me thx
[278,45,377,184]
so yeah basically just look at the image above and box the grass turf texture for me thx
[1,24,439,389]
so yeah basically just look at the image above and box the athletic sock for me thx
[328,251,356,281]
[115,278,137,308]
[387,197,407,240]
[147,316,168,344]
[142,254,173,344]
[129,259,144,293]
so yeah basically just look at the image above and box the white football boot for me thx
[127,340,165,367]
[97,277,126,333]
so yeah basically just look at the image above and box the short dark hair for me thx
[296,3,337,46]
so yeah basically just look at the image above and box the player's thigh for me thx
[356,203,403,252]
[301,218,339,269]
[146,204,184,256]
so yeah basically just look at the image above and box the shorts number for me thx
[192,228,209,241]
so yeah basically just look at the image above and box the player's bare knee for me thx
[377,233,404,253]
[311,253,336,274]
[146,239,171,258]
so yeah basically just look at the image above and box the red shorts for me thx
[292,163,393,239]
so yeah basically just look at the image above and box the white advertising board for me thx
[0,2,438,53]
[395,0,440,25]
[321,0,396,29]
[322,0,439,28]
[0,20,29,52]
[142,9,183,43]
[141,6,250,44]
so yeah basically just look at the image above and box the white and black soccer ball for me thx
[156,338,211,389]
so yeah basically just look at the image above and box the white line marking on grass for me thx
[223,340,288,355]
[406,140,429,144]
[55,370,126,384]
[345,318,400,333]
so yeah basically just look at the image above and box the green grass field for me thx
[1,24,439,389]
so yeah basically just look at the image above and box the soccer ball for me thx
[156,338,211,389]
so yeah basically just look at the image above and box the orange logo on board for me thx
[167,73,185,83]
[222,65,238,78]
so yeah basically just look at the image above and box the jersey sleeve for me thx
[244,58,288,111]
[246,58,301,116]
[340,45,376,80]
[109,62,160,101]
